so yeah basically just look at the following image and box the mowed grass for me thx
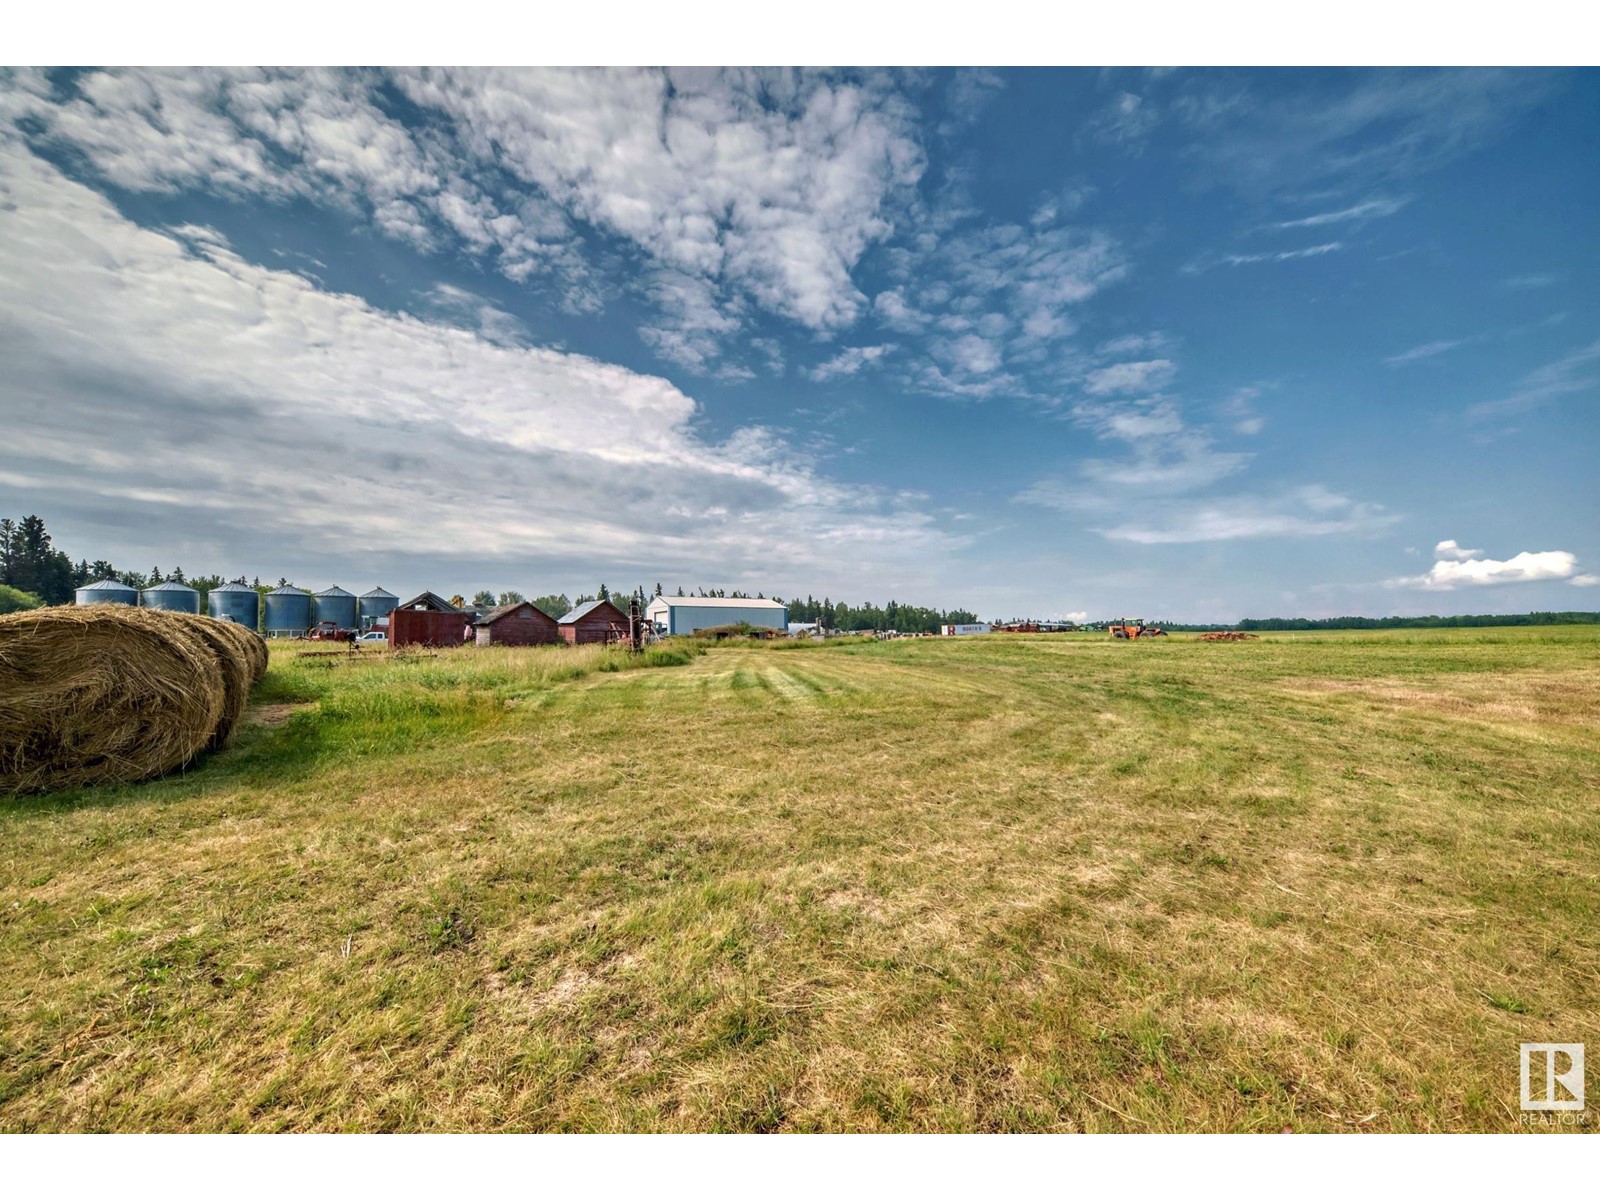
[2,628,1597,1132]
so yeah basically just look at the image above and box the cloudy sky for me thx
[1,66,1595,620]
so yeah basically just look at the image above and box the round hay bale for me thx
[0,605,226,796]
[195,613,268,683]
[167,613,256,750]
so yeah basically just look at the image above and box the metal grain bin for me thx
[74,578,139,607]
[312,586,358,632]
[358,586,398,632]
[207,581,261,630]
[141,579,201,613]
[264,585,311,637]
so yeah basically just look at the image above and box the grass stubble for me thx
[0,628,1595,1131]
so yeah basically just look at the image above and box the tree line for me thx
[9,514,1597,632]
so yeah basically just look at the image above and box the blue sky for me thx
[0,66,1595,620]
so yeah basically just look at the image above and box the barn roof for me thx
[395,591,460,612]
[559,598,626,624]
[647,595,785,609]
[475,600,556,627]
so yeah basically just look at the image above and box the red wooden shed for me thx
[474,600,560,647]
[557,598,629,645]
[390,591,470,648]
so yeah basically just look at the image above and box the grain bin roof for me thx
[210,581,255,592]
[79,578,136,591]
[314,586,354,598]
[268,585,309,596]
[649,596,784,609]
[145,580,199,593]
[360,587,396,599]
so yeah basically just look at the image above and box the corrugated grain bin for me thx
[74,578,138,607]
[140,579,201,613]
[312,586,358,631]
[263,586,311,637]
[358,586,398,632]
[207,581,260,630]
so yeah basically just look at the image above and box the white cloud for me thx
[1182,241,1345,275]
[1086,92,1158,147]
[1216,385,1266,435]
[1084,359,1175,396]
[880,217,1126,399]
[1503,273,1559,289]
[1018,396,1253,514]
[1223,242,1343,267]
[12,67,929,371]
[393,68,925,335]
[1572,574,1600,587]
[1097,332,1168,357]
[1466,339,1600,423]
[1173,69,1555,198]
[806,343,895,383]
[0,136,962,591]
[1385,339,1463,367]
[1093,488,1394,544]
[1433,539,1483,561]
[1271,196,1409,228]
[1390,550,1583,591]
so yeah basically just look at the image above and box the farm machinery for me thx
[1108,618,1166,639]
[304,620,357,643]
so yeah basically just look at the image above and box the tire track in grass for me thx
[762,669,814,705]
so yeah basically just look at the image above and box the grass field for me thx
[2,628,1597,1132]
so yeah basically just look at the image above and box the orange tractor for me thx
[1108,618,1166,639]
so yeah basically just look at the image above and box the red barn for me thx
[474,600,560,647]
[557,598,629,645]
[390,591,470,648]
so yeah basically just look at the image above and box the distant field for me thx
[2,628,1596,1132]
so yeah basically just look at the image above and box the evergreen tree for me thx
[0,519,15,583]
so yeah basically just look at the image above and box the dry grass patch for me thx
[0,627,1596,1130]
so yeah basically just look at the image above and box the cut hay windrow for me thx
[0,605,262,796]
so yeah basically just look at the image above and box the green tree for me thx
[531,593,572,619]
[497,590,525,606]
[2,516,75,604]
[472,590,496,609]
[0,583,43,614]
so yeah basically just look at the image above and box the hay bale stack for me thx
[0,605,243,796]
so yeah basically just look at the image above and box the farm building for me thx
[474,601,560,647]
[645,595,787,636]
[558,598,629,645]
[390,592,470,648]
